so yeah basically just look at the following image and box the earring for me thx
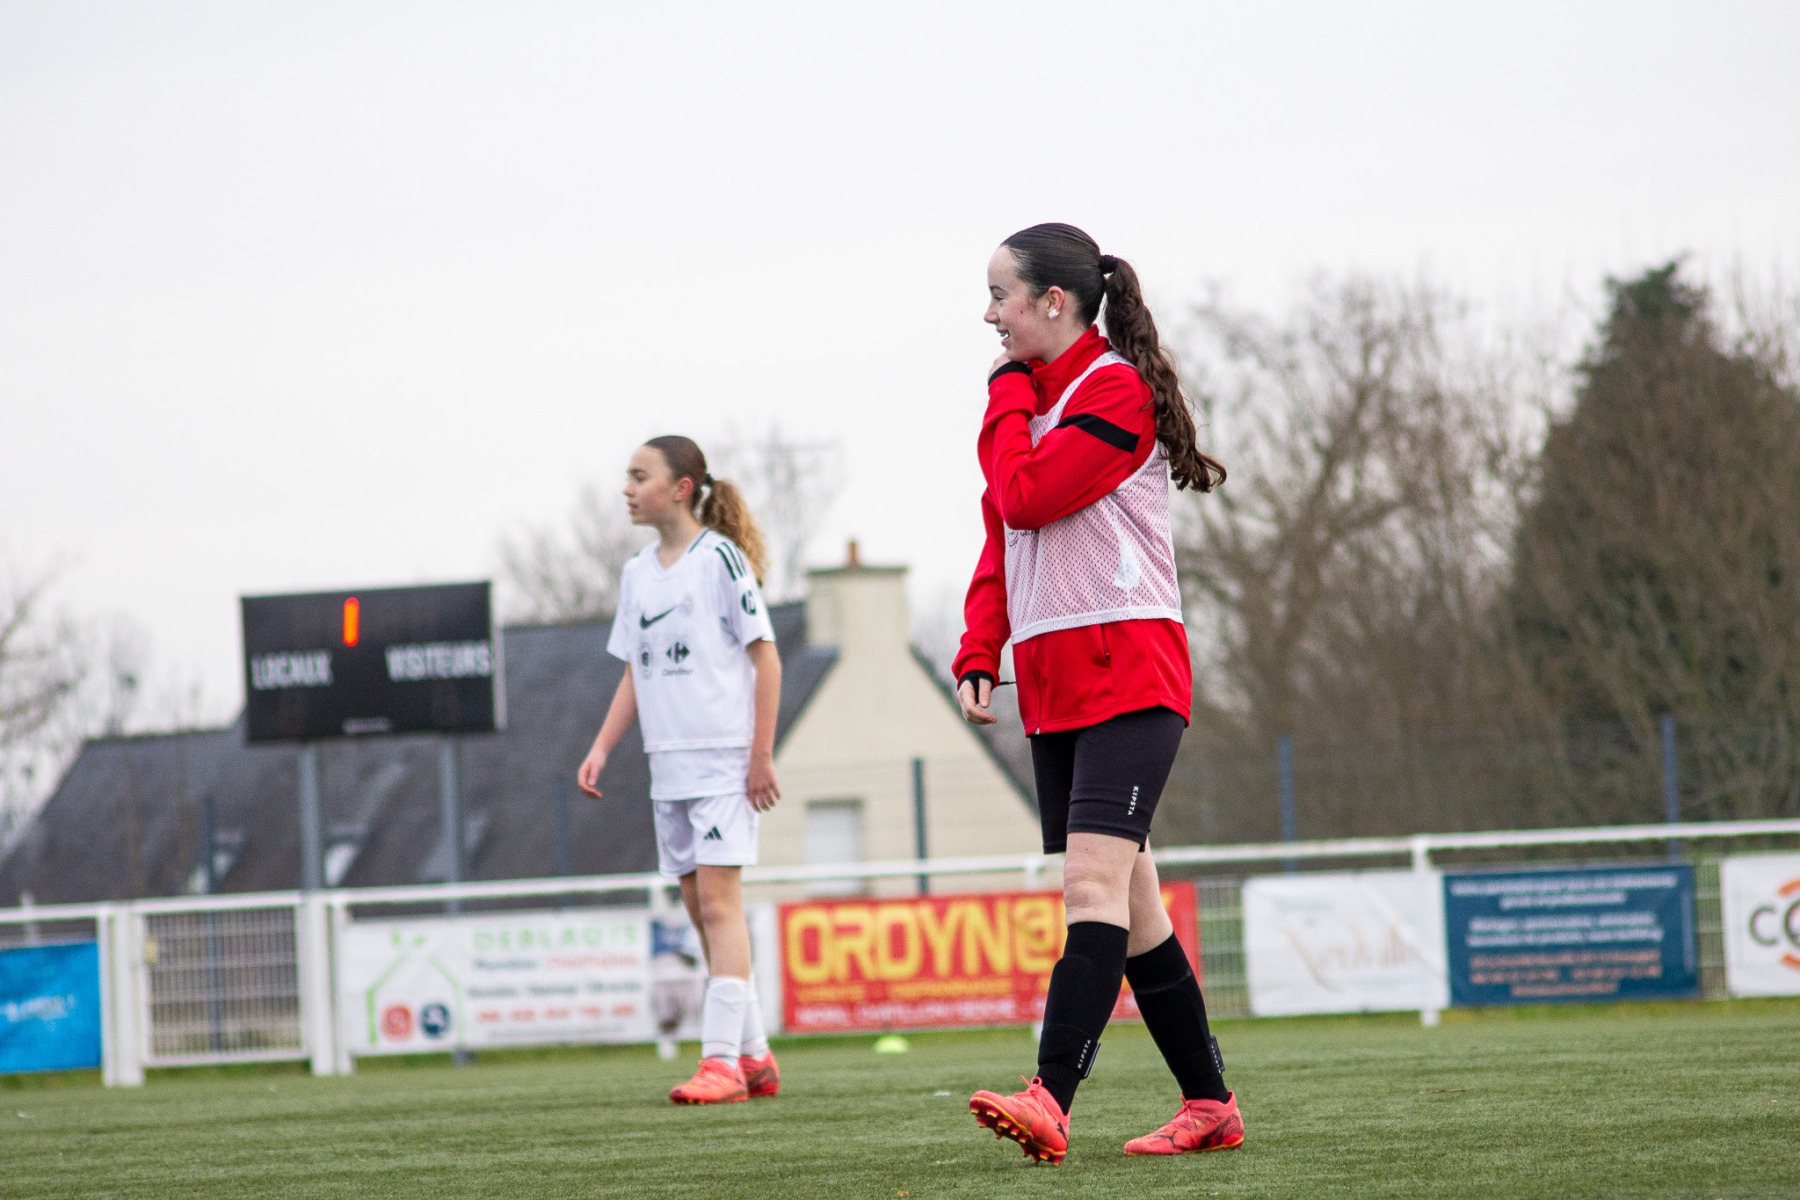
[1048,309,1060,318]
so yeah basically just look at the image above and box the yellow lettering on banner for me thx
[834,906,879,982]
[785,908,833,985]
[918,903,962,976]
[889,977,1014,1000]
[874,904,923,980]
[961,900,1011,974]
[1012,896,1059,973]
[793,983,868,1003]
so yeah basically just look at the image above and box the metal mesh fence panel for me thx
[1195,877,1248,1019]
[1694,857,1726,1000]
[143,906,303,1063]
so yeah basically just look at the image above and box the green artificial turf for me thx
[3,1000,1796,1199]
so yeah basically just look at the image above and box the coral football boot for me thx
[740,1049,781,1098]
[1123,1092,1245,1156]
[669,1057,749,1105]
[969,1077,1070,1165]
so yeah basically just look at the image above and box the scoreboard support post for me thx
[439,738,464,909]
[298,743,323,892]
[437,736,477,1067]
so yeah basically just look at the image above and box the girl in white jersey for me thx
[578,435,783,1105]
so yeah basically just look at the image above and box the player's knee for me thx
[696,889,741,932]
[1062,874,1123,920]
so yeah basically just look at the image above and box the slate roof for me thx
[0,604,840,905]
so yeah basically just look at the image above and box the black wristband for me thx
[959,670,996,693]
[988,360,1033,384]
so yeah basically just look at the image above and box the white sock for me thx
[740,983,770,1058]
[701,977,748,1062]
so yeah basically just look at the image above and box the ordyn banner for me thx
[779,885,1197,1034]
[1443,866,1697,1006]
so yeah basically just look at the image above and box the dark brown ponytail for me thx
[643,435,770,584]
[1001,223,1226,492]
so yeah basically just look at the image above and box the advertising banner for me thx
[1443,866,1697,1006]
[0,942,102,1074]
[779,884,1197,1035]
[336,907,708,1055]
[1720,853,1800,997]
[1242,871,1448,1017]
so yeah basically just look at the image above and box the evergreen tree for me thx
[1507,263,1800,820]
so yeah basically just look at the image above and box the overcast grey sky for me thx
[4,1,1798,727]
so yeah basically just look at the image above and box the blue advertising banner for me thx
[0,942,103,1073]
[1443,866,1697,1007]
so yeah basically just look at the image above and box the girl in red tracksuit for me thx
[956,223,1241,1164]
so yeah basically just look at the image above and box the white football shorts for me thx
[653,792,760,877]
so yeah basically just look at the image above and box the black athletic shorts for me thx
[1029,706,1186,854]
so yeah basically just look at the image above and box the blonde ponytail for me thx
[643,434,769,585]
[698,477,768,585]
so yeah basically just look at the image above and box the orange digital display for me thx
[342,597,361,647]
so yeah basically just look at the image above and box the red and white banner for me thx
[1721,853,1800,997]
[779,884,1198,1034]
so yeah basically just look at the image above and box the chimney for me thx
[805,544,907,657]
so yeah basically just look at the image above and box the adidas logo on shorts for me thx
[702,826,723,841]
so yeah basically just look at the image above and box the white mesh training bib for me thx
[1003,352,1183,644]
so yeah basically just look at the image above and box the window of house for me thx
[805,799,865,894]
[323,839,360,888]
[184,831,244,895]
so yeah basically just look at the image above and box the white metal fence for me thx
[140,905,301,1064]
[1,817,1796,1085]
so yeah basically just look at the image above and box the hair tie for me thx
[1098,254,1118,275]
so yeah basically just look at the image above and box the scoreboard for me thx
[241,582,503,743]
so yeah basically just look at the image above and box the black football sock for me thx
[1125,932,1230,1103]
[1035,921,1129,1116]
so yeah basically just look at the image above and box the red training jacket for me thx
[952,326,1192,734]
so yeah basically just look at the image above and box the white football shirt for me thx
[607,530,776,799]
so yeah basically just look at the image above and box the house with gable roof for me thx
[0,553,1039,906]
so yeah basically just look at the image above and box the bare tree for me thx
[713,423,842,601]
[497,485,647,624]
[0,558,88,841]
[1165,276,1543,838]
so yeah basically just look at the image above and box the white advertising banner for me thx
[1720,853,1800,998]
[1243,870,1449,1016]
[337,907,709,1056]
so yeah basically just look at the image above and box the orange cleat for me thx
[740,1049,780,1098]
[1123,1092,1245,1156]
[969,1077,1069,1165]
[669,1057,748,1105]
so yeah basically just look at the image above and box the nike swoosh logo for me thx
[639,606,678,629]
